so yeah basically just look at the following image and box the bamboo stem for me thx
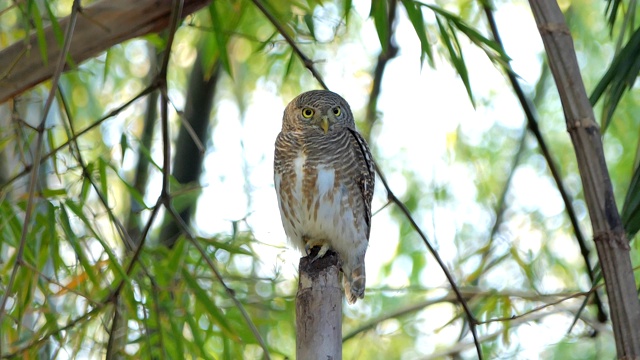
[528,1,640,357]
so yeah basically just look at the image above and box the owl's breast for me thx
[275,150,362,254]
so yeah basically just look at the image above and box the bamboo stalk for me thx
[528,1,640,357]
[296,249,342,360]
[0,0,210,104]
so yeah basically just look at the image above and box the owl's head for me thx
[282,90,355,134]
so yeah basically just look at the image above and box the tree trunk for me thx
[296,249,342,360]
[528,1,640,358]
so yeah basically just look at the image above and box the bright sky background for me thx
[157,1,591,358]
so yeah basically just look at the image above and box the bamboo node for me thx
[594,231,629,249]
[538,23,570,35]
[567,117,592,132]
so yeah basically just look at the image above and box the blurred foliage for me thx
[1,0,639,359]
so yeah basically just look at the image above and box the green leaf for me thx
[197,237,253,256]
[43,0,64,46]
[209,3,233,77]
[181,268,238,340]
[283,48,296,83]
[370,0,389,52]
[304,14,316,39]
[30,1,48,66]
[120,132,128,167]
[589,26,640,131]
[64,199,128,281]
[343,0,353,23]
[103,48,113,84]
[605,0,622,31]
[59,204,100,287]
[46,127,60,180]
[436,16,474,107]
[622,163,640,239]
[98,158,109,207]
[41,188,67,197]
[401,0,433,67]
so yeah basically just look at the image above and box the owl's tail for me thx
[343,264,366,304]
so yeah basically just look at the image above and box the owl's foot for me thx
[310,243,331,263]
[303,237,331,262]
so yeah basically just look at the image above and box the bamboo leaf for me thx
[98,158,109,207]
[209,3,233,77]
[343,0,353,22]
[59,204,100,287]
[43,0,64,46]
[370,0,389,52]
[605,0,623,31]
[589,26,640,131]
[41,188,67,197]
[64,199,128,281]
[120,132,128,167]
[622,164,640,239]
[29,1,48,66]
[181,268,238,341]
[304,13,316,39]
[283,48,296,83]
[436,16,475,107]
[401,0,433,67]
[197,236,253,256]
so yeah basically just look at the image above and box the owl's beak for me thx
[320,117,330,134]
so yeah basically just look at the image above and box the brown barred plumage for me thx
[274,90,375,304]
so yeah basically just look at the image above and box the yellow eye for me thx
[302,108,314,118]
[333,107,341,116]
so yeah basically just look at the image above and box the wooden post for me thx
[296,249,342,360]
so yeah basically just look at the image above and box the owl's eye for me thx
[333,107,341,116]
[302,108,315,118]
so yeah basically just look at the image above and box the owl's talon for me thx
[310,244,331,263]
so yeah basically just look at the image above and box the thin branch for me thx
[106,1,184,357]
[164,205,272,359]
[251,0,329,90]
[0,0,81,344]
[482,3,607,325]
[422,307,573,360]
[56,88,136,251]
[363,0,399,141]
[476,285,601,325]
[0,84,156,192]
[1,306,103,359]
[376,164,483,359]
[343,293,461,342]
[19,261,101,307]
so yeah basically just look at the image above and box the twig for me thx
[164,205,272,359]
[56,88,136,251]
[422,307,571,360]
[0,0,82,346]
[363,0,399,141]
[376,164,483,359]
[482,1,607,324]
[106,1,184,357]
[19,261,101,306]
[343,293,461,342]
[0,85,156,192]
[1,306,102,359]
[251,0,329,90]
[476,285,601,325]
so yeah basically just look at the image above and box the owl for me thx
[274,90,375,304]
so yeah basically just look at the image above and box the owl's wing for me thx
[347,128,375,239]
